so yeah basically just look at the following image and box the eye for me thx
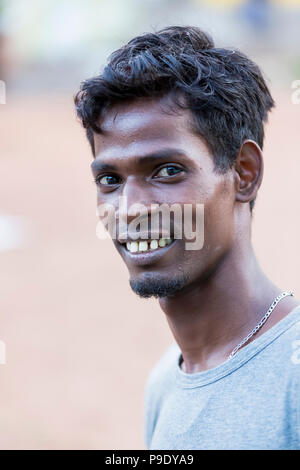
[153,165,184,178]
[96,174,121,186]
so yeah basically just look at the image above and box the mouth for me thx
[117,237,177,265]
[123,237,173,253]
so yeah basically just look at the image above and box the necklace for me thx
[228,291,294,360]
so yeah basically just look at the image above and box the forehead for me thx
[93,97,209,160]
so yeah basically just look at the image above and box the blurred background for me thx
[0,0,299,450]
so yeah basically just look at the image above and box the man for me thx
[74,26,300,450]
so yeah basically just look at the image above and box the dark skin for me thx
[91,96,299,373]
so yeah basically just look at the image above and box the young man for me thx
[74,26,300,450]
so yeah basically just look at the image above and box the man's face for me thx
[91,97,236,298]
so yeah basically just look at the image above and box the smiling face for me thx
[91,97,237,298]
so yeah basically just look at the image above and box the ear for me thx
[234,140,264,205]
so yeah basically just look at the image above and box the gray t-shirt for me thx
[144,305,300,450]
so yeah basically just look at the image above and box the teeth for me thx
[139,241,148,252]
[125,238,173,253]
[150,240,158,250]
[129,241,138,253]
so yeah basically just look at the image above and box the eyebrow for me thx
[90,148,189,173]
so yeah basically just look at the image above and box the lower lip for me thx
[119,240,177,266]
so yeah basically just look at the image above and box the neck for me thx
[159,237,283,373]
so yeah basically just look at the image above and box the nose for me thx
[117,176,158,224]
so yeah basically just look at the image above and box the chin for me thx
[129,271,189,298]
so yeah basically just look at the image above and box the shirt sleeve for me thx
[143,342,180,449]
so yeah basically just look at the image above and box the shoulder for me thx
[277,309,300,441]
[143,342,180,448]
[260,306,300,376]
[274,306,300,364]
[144,341,180,400]
[266,307,300,412]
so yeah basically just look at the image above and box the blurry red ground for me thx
[0,91,299,449]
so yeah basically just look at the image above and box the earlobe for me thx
[235,140,264,205]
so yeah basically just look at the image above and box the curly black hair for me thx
[74,25,275,210]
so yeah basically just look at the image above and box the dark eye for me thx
[96,175,121,186]
[154,166,183,178]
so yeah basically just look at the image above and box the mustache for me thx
[98,209,181,240]
[115,213,177,241]
[96,199,205,249]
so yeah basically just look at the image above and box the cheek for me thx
[202,185,235,253]
[96,189,103,205]
[205,204,234,248]
[182,175,235,252]
[96,190,119,213]
[178,197,234,282]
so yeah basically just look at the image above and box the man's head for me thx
[74,25,274,298]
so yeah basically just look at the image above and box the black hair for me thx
[74,25,275,211]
